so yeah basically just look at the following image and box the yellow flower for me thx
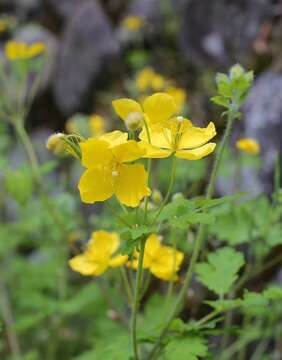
[112,92,177,127]
[5,41,46,61]
[166,87,187,113]
[89,114,106,137]
[139,117,216,160]
[69,230,128,276]
[236,138,260,155]
[122,15,144,31]
[130,234,184,281]
[135,67,166,92]
[78,131,151,207]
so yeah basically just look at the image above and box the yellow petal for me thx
[5,41,26,60]
[27,42,46,58]
[111,140,144,163]
[69,254,105,276]
[143,93,177,124]
[166,87,187,113]
[88,230,120,256]
[139,141,172,158]
[142,234,162,267]
[139,125,172,149]
[114,164,151,207]
[150,247,184,281]
[112,98,142,122]
[178,122,216,149]
[109,254,129,267]
[78,168,114,203]
[176,143,216,160]
[80,139,112,168]
[99,130,128,148]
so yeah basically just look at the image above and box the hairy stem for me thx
[131,238,146,360]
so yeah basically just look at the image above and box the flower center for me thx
[112,170,119,177]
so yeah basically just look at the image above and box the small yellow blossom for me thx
[89,114,106,137]
[112,92,177,127]
[130,234,184,281]
[122,15,144,31]
[236,138,260,155]
[78,131,151,207]
[5,41,46,61]
[166,87,187,113]
[135,67,166,92]
[139,117,216,160]
[69,230,128,276]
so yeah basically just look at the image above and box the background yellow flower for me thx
[236,138,260,155]
[69,230,128,276]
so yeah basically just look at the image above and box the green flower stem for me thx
[0,274,21,360]
[131,237,146,360]
[147,110,236,360]
[14,120,41,182]
[195,309,220,327]
[152,155,177,224]
[120,267,133,305]
[13,119,68,235]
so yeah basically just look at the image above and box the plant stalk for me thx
[147,110,236,360]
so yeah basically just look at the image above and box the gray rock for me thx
[46,0,88,20]
[217,70,282,196]
[178,0,271,67]
[53,0,119,115]
[127,0,160,22]
[241,70,282,194]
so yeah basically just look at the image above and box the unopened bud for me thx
[125,112,143,131]
[46,133,67,155]
[152,189,163,205]
[172,192,184,201]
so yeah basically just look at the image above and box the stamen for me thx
[112,170,119,177]
[176,116,184,122]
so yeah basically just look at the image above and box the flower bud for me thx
[46,133,67,155]
[152,189,163,205]
[125,112,143,131]
[172,192,184,201]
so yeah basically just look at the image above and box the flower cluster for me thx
[53,91,217,282]
[129,234,184,281]
[69,230,127,276]
[76,92,216,208]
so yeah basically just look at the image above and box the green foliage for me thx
[211,64,254,116]
[164,336,208,360]
[196,247,245,296]
[4,167,34,205]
